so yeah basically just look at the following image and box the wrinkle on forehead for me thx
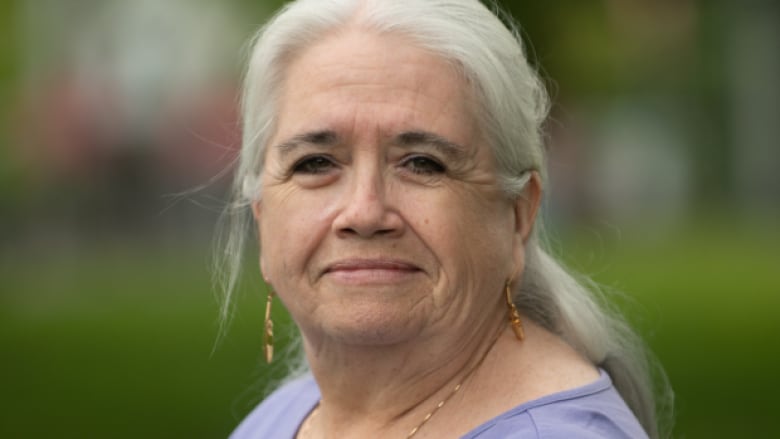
[273,27,482,141]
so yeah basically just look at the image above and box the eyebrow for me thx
[394,130,466,159]
[274,130,339,158]
[272,129,467,159]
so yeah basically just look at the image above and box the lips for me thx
[323,258,422,284]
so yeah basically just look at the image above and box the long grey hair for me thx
[216,1,673,437]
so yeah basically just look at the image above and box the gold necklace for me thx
[406,326,504,438]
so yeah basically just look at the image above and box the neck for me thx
[300,308,506,437]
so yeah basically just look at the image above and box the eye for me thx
[401,155,446,175]
[291,155,337,175]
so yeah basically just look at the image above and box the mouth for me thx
[323,258,423,284]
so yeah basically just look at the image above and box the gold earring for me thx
[263,290,275,363]
[505,282,525,341]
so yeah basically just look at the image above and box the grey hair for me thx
[216,0,672,437]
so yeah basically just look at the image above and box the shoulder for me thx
[229,374,320,439]
[465,371,649,439]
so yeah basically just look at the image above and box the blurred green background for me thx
[1,0,778,437]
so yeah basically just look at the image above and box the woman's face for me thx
[255,30,531,347]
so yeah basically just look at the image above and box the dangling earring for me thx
[263,290,275,363]
[505,281,525,341]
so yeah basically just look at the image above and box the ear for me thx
[251,200,262,223]
[514,172,542,243]
[251,201,270,282]
[511,172,542,278]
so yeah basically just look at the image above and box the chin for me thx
[314,300,428,347]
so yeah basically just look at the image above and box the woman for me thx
[219,0,671,437]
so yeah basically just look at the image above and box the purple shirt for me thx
[230,370,648,438]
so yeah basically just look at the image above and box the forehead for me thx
[272,29,480,146]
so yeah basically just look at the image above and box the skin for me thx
[252,29,597,438]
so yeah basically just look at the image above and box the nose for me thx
[332,167,404,239]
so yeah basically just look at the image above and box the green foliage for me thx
[558,217,780,437]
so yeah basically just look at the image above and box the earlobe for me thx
[251,201,269,282]
[514,171,542,244]
[259,252,269,284]
[510,172,542,281]
[251,201,262,222]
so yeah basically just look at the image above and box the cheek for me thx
[411,190,515,280]
[259,189,336,283]
[453,201,514,275]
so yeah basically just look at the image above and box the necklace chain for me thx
[406,326,504,438]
